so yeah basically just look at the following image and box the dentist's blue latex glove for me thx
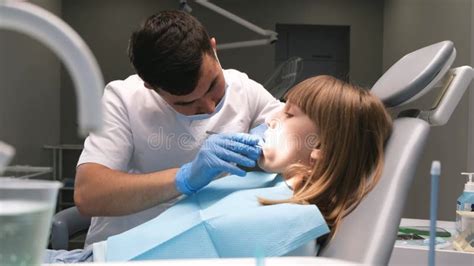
[175,133,262,195]
[249,123,268,146]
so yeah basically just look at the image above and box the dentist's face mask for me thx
[159,52,227,121]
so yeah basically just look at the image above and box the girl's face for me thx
[258,103,319,173]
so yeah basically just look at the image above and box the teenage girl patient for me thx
[258,74,392,237]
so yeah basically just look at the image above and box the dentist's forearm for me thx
[74,163,180,216]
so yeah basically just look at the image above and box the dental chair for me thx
[51,41,474,266]
[51,205,90,250]
[319,40,473,264]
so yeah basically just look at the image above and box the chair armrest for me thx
[50,206,91,250]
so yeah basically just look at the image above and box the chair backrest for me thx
[319,41,468,264]
[319,117,430,264]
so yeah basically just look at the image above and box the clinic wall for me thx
[383,0,472,220]
[196,0,384,87]
[59,0,179,144]
[59,0,383,144]
[0,0,61,166]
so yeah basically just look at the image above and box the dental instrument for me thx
[205,130,222,135]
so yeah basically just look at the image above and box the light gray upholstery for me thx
[372,41,454,107]
[51,206,91,250]
[319,118,430,264]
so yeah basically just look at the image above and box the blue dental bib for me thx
[106,172,329,261]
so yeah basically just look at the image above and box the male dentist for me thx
[74,10,281,246]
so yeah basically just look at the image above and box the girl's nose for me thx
[267,118,278,129]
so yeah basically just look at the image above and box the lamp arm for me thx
[0,0,104,136]
[195,0,275,36]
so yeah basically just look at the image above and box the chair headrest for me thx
[371,41,455,107]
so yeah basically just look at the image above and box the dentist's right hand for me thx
[175,133,261,195]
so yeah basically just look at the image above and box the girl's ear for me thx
[210,37,217,50]
[309,148,321,166]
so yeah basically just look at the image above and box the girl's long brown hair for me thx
[260,75,392,238]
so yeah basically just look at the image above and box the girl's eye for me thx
[284,112,294,118]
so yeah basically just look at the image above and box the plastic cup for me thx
[0,178,62,266]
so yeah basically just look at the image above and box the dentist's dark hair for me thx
[128,10,215,96]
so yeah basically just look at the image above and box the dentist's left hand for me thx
[175,133,261,195]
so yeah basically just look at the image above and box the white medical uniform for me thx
[77,69,282,246]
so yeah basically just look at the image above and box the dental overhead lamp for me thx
[182,0,278,50]
[0,0,104,173]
